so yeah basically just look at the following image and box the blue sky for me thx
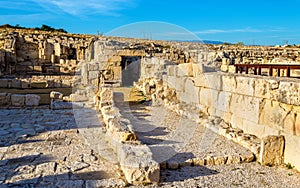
[1,0,300,45]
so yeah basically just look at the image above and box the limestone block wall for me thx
[140,57,175,80]
[160,63,300,170]
[135,62,299,170]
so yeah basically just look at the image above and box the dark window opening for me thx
[121,56,141,86]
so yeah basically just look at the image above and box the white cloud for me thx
[31,0,135,16]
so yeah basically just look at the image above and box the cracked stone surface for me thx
[0,107,125,187]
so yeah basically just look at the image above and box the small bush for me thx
[286,163,294,169]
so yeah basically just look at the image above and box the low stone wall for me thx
[0,93,40,107]
[136,62,300,171]
[95,86,160,185]
[0,76,74,89]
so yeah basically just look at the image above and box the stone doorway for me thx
[121,56,141,86]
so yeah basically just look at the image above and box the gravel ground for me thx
[157,163,300,188]
[118,103,253,163]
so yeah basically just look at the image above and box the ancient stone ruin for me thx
[1,27,300,186]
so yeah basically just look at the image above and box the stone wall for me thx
[136,62,300,171]
[0,28,91,75]
[136,63,300,170]
[0,93,40,107]
[93,86,160,185]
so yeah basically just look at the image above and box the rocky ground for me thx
[0,107,125,188]
[0,105,300,188]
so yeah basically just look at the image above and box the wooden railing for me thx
[234,64,300,77]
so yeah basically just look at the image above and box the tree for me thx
[40,24,53,31]
[236,42,244,46]
[39,24,67,33]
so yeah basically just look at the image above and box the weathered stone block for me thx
[214,156,227,165]
[88,71,98,80]
[259,100,293,130]
[62,80,72,87]
[33,66,42,72]
[230,94,262,124]
[215,110,232,123]
[259,135,284,166]
[26,94,40,106]
[30,81,47,88]
[109,55,122,62]
[0,93,11,106]
[118,144,160,185]
[11,94,25,107]
[193,158,205,166]
[21,80,30,89]
[113,66,122,81]
[11,79,21,88]
[199,88,219,109]
[254,78,271,99]
[217,91,232,112]
[221,74,237,93]
[179,90,199,106]
[275,81,300,106]
[50,91,63,101]
[241,119,264,138]
[192,63,205,77]
[100,87,113,104]
[193,73,222,91]
[226,155,241,164]
[167,76,186,92]
[0,79,8,88]
[177,63,193,77]
[235,76,255,96]
[180,78,200,105]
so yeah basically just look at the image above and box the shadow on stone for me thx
[161,165,219,182]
